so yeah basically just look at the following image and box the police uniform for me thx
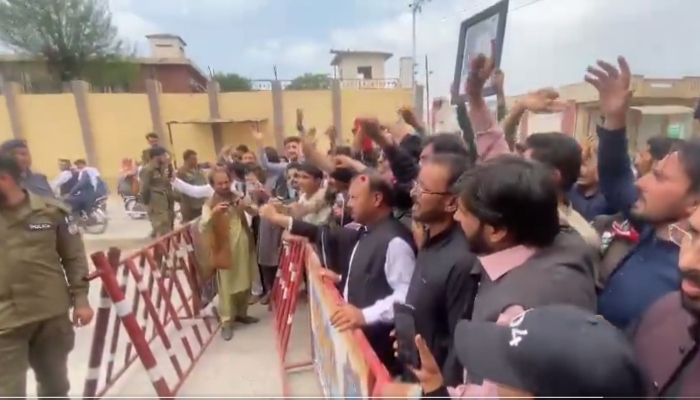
[176,165,206,222]
[139,159,175,236]
[0,192,89,397]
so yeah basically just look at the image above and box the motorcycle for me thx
[78,196,109,234]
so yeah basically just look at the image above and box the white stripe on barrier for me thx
[136,279,148,293]
[283,288,288,300]
[146,366,164,383]
[185,243,194,252]
[108,352,116,363]
[114,299,132,317]
[165,257,175,270]
[86,367,101,380]
[99,296,112,309]
[290,270,297,282]
[167,347,178,357]
[175,246,188,260]
[275,269,281,278]
[152,270,163,280]
[287,314,293,325]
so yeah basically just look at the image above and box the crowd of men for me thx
[2,49,700,398]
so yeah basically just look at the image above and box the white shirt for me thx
[77,167,100,190]
[289,218,416,325]
[345,236,416,324]
[50,170,73,189]
[172,178,252,224]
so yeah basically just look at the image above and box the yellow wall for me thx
[219,91,274,151]
[88,93,152,186]
[160,93,216,166]
[18,94,85,177]
[9,87,412,189]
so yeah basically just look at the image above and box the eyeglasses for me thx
[411,180,451,196]
[669,224,692,247]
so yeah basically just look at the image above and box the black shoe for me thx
[220,324,234,341]
[235,315,260,324]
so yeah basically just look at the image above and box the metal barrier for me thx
[83,225,220,399]
[271,242,421,399]
[270,240,311,396]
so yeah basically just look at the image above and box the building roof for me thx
[0,53,208,85]
[146,33,187,46]
[329,49,393,66]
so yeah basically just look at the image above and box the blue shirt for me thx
[568,185,615,221]
[595,126,680,329]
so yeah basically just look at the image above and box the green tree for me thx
[213,72,252,92]
[0,0,135,85]
[286,73,331,90]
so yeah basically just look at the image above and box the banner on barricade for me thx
[309,268,370,399]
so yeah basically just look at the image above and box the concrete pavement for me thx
[24,196,321,398]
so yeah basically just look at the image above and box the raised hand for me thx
[325,125,338,142]
[521,88,568,113]
[491,68,505,94]
[465,52,495,98]
[584,56,632,125]
[250,124,264,142]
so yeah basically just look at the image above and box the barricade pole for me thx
[139,251,196,361]
[82,248,121,398]
[270,242,291,310]
[122,257,185,380]
[280,243,307,367]
[90,251,173,400]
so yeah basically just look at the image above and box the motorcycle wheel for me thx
[125,198,147,220]
[83,209,109,235]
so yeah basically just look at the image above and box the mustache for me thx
[681,270,700,286]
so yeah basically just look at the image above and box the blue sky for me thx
[111,0,700,98]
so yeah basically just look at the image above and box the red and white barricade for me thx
[83,225,220,399]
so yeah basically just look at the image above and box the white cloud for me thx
[243,39,326,77]
[142,0,269,20]
[246,0,700,100]
[108,0,159,50]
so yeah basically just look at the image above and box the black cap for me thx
[149,146,167,158]
[454,304,647,397]
[0,139,27,153]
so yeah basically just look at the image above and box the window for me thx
[357,66,373,79]
[156,44,171,48]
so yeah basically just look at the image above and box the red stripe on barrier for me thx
[83,224,220,399]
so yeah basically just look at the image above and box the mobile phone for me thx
[393,303,420,369]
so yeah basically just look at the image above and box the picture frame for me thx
[451,0,509,104]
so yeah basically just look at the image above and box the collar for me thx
[478,245,537,281]
[425,223,461,248]
[361,214,394,233]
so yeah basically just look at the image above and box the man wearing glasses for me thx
[628,213,700,398]
[403,153,479,385]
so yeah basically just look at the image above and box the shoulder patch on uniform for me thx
[43,196,72,214]
[27,222,53,231]
[65,215,79,235]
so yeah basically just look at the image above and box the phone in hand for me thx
[393,303,420,369]
[296,109,304,132]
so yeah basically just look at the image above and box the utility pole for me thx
[424,54,432,133]
[409,0,430,89]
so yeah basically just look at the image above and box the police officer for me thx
[176,149,206,222]
[0,154,92,397]
[140,146,175,236]
[0,139,54,197]
[141,132,159,165]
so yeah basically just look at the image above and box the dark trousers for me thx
[260,265,278,294]
[181,207,202,223]
[64,193,93,216]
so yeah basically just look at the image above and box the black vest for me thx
[59,170,79,196]
[343,217,416,375]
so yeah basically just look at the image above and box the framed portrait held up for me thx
[451,0,509,104]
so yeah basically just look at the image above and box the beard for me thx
[0,190,6,204]
[680,292,700,319]
[468,225,493,255]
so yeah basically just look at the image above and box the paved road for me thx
[24,196,320,398]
